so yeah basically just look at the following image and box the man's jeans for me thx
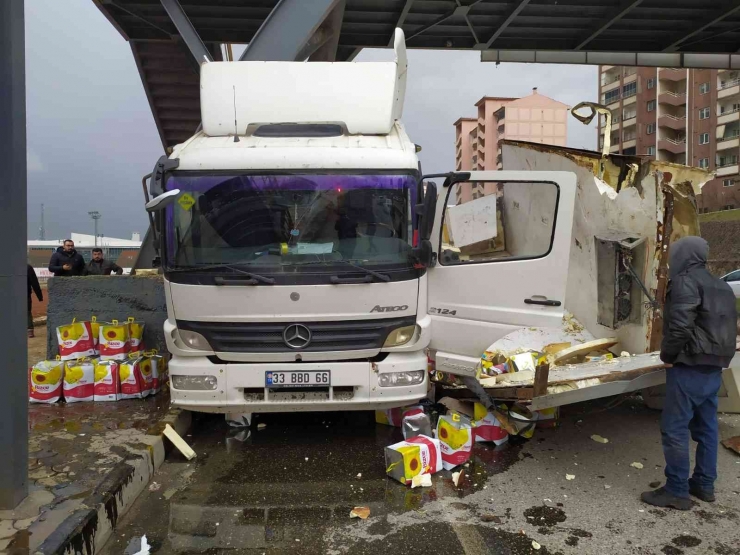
[661,364,723,498]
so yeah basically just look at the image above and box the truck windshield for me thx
[163,173,417,278]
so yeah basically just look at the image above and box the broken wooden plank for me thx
[533,363,550,397]
[163,423,196,460]
[552,337,619,366]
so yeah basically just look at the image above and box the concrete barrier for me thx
[46,275,167,359]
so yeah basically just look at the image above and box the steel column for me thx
[240,0,342,62]
[0,0,29,510]
[160,0,213,65]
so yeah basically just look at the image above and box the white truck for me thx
[144,29,725,421]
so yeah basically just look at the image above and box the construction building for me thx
[597,66,740,213]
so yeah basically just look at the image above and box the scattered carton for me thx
[385,434,442,485]
[437,412,473,470]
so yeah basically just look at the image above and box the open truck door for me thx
[424,171,668,411]
[426,171,577,376]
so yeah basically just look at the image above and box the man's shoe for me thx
[689,482,716,503]
[641,487,692,511]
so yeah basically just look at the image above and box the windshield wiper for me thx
[330,261,390,284]
[168,263,275,285]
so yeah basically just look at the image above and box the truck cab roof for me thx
[171,121,419,172]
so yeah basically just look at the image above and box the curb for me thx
[33,409,192,555]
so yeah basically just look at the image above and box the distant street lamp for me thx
[88,211,101,247]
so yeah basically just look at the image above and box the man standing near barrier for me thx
[27,264,42,338]
[48,239,85,277]
[642,236,737,510]
[84,247,123,276]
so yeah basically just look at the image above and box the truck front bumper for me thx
[168,351,429,413]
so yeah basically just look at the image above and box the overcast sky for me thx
[25,0,597,241]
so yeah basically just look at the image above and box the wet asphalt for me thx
[100,400,740,555]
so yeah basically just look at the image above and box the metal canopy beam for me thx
[388,0,415,46]
[481,49,740,70]
[480,0,530,50]
[0,0,28,510]
[160,0,213,65]
[662,1,740,53]
[308,0,346,62]
[574,0,643,51]
[240,0,342,62]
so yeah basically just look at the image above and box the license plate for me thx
[265,370,331,388]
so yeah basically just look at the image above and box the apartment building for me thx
[454,89,568,202]
[598,66,740,213]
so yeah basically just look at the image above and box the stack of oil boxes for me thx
[29,317,167,404]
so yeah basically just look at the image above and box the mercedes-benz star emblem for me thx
[283,324,312,349]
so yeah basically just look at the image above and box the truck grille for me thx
[177,317,416,353]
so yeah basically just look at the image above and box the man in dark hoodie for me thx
[48,239,85,277]
[642,236,737,510]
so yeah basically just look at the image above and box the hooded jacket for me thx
[48,247,85,277]
[660,236,737,368]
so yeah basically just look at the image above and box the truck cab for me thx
[146,29,649,418]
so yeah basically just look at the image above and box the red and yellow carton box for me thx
[385,435,442,485]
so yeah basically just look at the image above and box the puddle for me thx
[672,535,702,548]
[523,505,567,527]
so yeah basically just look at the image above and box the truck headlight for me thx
[378,370,425,387]
[172,375,218,390]
[176,329,212,351]
[383,325,417,347]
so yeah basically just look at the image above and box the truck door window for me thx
[439,180,559,266]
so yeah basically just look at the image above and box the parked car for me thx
[722,269,740,298]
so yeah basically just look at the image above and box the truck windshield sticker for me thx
[177,192,195,211]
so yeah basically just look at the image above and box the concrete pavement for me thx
[99,398,740,555]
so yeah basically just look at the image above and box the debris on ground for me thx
[356,473,362,478]
[591,434,609,444]
[604,485,611,489]
[532,540,541,550]
[163,424,196,460]
[148,482,161,492]
[385,435,442,485]
[437,412,474,469]
[452,470,464,487]
[350,507,370,520]
[257,423,267,430]
[566,474,575,480]
[123,535,150,555]
[630,462,644,469]
[411,473,433,488]
[480,514,502,523]
[721,436,740,455]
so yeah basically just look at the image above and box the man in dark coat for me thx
[48,239,85,277]
[27,264,43,338]
[84,248,123,276]
[642,236,738,510]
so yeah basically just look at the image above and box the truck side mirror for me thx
[146,189,181,212]
[412,182,437,267]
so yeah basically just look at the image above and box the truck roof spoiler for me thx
[200,29,408,137]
